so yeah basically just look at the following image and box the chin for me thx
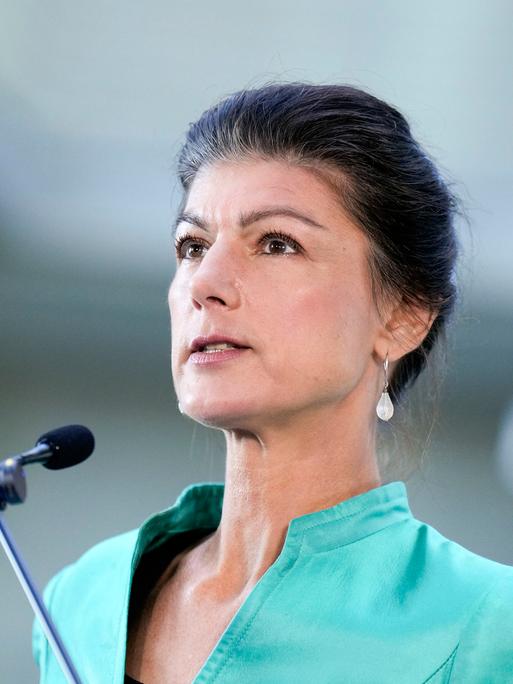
[182,399,266,430]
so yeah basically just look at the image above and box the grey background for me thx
[1,1,512,680]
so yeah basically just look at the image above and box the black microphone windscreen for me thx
[36,425,95,470]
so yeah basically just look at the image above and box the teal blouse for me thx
[33,480,513,683]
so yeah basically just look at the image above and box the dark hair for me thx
[174,81,463,412]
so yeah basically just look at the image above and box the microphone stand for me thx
[0,457,83,684]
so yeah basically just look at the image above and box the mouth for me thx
[188,346,250,365]
[189,335,251,355]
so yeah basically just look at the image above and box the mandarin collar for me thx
[135,480,412,558]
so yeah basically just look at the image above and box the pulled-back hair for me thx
[174,81,463,416]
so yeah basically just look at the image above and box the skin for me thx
[167,157,434,604]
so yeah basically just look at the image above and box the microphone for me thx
[14,425,95,470]
[0,425,93,683]
[0,425,95,507]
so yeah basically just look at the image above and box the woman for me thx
[33,82,513,683]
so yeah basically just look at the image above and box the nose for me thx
[188,238,244,311]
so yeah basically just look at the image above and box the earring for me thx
[376,352,394,421]
[177,401,184,415]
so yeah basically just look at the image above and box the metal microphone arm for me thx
[0,457,83,684]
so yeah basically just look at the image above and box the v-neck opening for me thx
[123,527,217,683]
[121,523,304,683]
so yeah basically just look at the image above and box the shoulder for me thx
[449,570,513,681]
[46,526,140,604]
[405,516,513,677]
[375,515,513,681]
[406,515,513,587]
[32,527,140,679]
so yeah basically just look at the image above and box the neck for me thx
[189,397,381,603]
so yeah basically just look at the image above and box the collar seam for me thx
[297,497,409,534]
[301,516,412,555]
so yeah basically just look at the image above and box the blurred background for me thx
[1,0,512,679]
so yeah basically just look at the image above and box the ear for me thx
[374,299,437,364]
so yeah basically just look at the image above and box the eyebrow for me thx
[172,205,328,237]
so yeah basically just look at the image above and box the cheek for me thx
[168,274,187,329]
[264,278,373,385]
[168,279,186,372]
[167,271,180,309]
[277,279,364,348]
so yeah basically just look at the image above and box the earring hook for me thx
[383,352,389,391]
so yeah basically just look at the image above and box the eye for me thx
[258,230,303,256]
[174,229,303,261]
[174,232,209,260]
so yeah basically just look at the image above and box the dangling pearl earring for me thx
[177,401,184,414]
[376,352,394,421]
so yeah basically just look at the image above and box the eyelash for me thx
[173,230,303,260]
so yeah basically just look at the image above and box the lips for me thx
[190,335,251,354]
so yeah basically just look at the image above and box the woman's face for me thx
[168,158,384,431]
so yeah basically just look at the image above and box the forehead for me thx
[180,158,352,229]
